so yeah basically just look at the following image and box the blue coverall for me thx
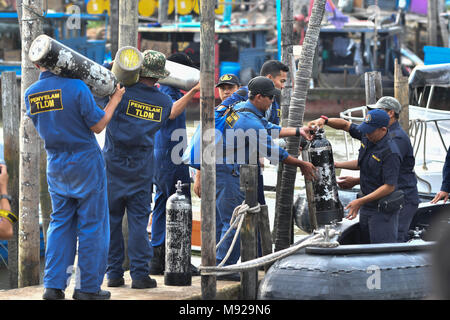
[152,84,191,248]
[25,71,109,293]
[350,121,419,242]
[215,100,288,265]
[103,83,172,281]
[357,132,402,243]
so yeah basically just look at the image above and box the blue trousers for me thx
[104,150,153,281]
[215,166,245,266]
[44,148,109,293]
[152,163,190,247]
[359,206,399,244]
[397,202,419,242]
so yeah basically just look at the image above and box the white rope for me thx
[215,201,261,267]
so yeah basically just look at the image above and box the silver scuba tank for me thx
[158,60,200,91]
[28,34,118,97]
[165,180,192,286]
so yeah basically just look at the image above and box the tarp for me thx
[408,63,450,88]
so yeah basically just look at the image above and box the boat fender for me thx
[164,180,192,286]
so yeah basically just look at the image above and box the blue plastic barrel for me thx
[220,61,240,77]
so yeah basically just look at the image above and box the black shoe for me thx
[72,289,111,300]
[107,277,125,287]
[43,288,65,300]
[149,245,165,275]
[131,276,157,289]
[216,273,240,281]
[191,263,200,276]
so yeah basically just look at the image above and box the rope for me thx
[201,228,340,275]
[215,201,261,267]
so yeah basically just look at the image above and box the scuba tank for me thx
[165,181,192,286]
[303,128,343,229]
[111,46,143,86]
[158,60,200,91]
[28,34,118,97]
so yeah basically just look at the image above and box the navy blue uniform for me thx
[215,100,288,265]
[152,84,191,247]
[350,121,419,241]
[103,83,172,281]
[220,86,281,206]
[357,132,401,243]
[26,71,109,293]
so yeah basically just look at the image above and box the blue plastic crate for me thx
[423,46,450,65]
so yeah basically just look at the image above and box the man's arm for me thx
[282,155,317,181]
[335,159,359,170]
[0,164,13,240]
[308,117,352,132]
[90,84,125,134]
[169,82,201,120]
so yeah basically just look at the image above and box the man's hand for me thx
[299,161,317,181]
[431,191,449,204]
[110,83,126,104]
[193,170,201,198]
[337,176,359,189]
[300,126,315,141]
[307,117,326,129]
[345,199,362,220]
[0,164,8,194]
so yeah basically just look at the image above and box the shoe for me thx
[43,288,65,300]
[131,276,157,289]
[149,244,165,275]
[72,289,111,300]
[107,277,125,287]
[216,273,240,281]
[191,263,200,276]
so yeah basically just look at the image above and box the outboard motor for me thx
[28,34,118,97]
[303,128,343,229]
[165,181,192,286]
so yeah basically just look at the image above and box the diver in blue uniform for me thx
[151,53,200,275]
[214,76,316,268]
[431,146,450,204]
[335,109,402,244]
[25,65,125,300]
[103,50,173,289]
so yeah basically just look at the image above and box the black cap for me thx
[167,52,195,68]
[248,76,280,97]
[216,74,240,87]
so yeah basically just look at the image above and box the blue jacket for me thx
[220,86,281,125]
[350,121,419,204]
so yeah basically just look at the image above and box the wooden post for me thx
[39,140,51,248]
[18,0,43,287]
[118,0,138,271]
[239,165,258,300]
[364,71,383,105]
[158,0,169,24]
[110,0,119,58]
[257,205,272,272]
[200,0,217,300]
[394,59,410,134]
[1,72,20,289]
[428,0,438,46]
[119,0,138,48]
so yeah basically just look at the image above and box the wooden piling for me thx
[200,0,217,300]
[364,71,383,105]
[110,0,119,58]
[394,59,410,134]
[239,165,258,300]
[257,205,272,272]
[428,0,438,46]
[158,0,169,24]
[17,0,43,288]
[118,0,139,271]
[1,72,20,289]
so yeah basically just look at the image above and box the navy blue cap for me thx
[357,109,390,134]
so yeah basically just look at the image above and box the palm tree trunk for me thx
[273,0,327,251]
